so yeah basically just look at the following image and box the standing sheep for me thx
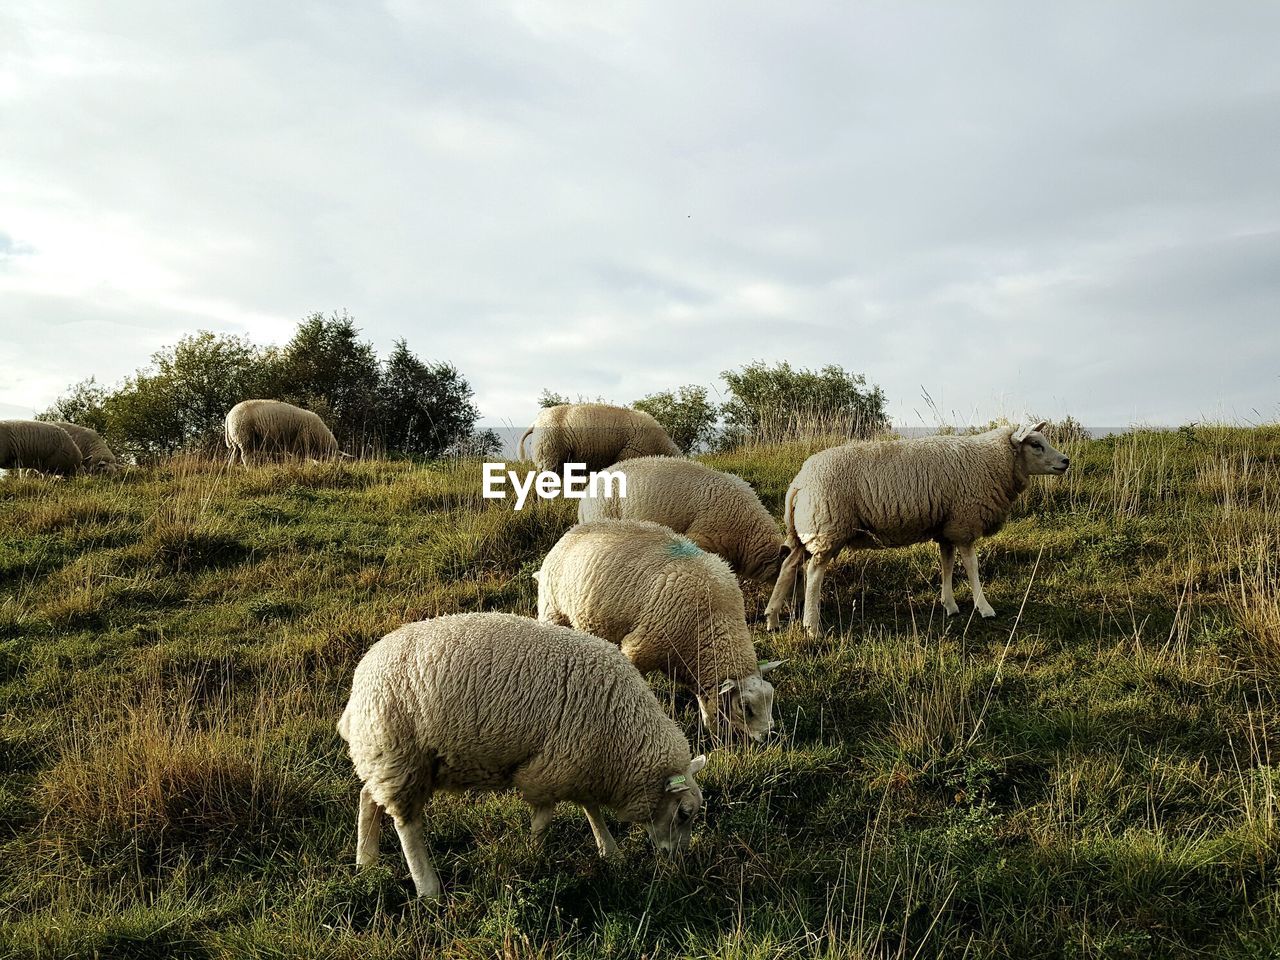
[518,403,682,472]
[338,612,707,899]
[537,520,783,743]
[0,420,81,476]
[765,422,1069,636]
[578,456,786,584]
[224,399,340,465]
[52,422,120,473]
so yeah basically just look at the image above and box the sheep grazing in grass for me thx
[52,422,120,473]
[537,519,783,743]
[577,456,786,584]
[765,422,1070,636]
[0,420,82,476]
[224,399,340,465]
[338,612,707,899]
[518,403,682,472]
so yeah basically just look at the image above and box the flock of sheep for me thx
[2,397,1070,899]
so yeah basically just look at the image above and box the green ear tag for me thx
[668,775,686,786]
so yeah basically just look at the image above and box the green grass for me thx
[2,427,1280,958]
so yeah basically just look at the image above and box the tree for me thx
[376,340,481,458]
[38,378,110,434]
[151,331,276,453]
[275,311,381,449]
[633,385,719,454]
[719,361,888,447]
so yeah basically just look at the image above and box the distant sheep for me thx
[578,456,785,584]
[52,422,120,473]
[518,403,681,472]
[338,612,707,899]
[224,400,340,465]
[0,420,81,476]
[765,422,1069,635]
[537,519,782,743]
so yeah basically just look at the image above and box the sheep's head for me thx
[646,755,707,856]
[1012,421,1069,476]
[698,661,784,743]
[744,543,790,585]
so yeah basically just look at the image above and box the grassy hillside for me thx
[2,426,1279,958]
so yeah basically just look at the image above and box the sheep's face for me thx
[646,755,707,856]
[1013,422,1070,476]
[699,663,784,743]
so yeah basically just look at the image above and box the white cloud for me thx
[1,0,1278,429]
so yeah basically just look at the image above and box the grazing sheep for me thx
[765,422,1069,636]
[224,399,340,465]
[338,611,708,899]
[537,519,783,742]
[52,422,120,473]
[0,420,81,476]
[578,456,786,584]
[518,403,681,472]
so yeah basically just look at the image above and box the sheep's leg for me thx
[802,551,834,637]
[356,785,382,866]
[765,546,805,630]
[393,813,442,899]
[530,804,555,843]
[939,542,960,616]
[581,804,619,858]
[959,544,995,618]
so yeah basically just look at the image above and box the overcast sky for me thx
[2,1,1277,430]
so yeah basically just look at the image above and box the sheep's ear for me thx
[718,678,737,695]
[688,755,708,776]
[531,570,541,582]
[759,659,786,675]
[1012,421,1047,444]
[778,543,790,560]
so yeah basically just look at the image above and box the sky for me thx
[1,0,1278,431]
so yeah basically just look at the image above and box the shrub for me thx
[633,385,719,454]
[719,361,889,447]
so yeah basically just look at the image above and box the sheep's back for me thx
[342,612,675,798]
[794,436,1004,548]
[0,420,81,474]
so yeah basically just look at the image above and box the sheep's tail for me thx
[518,423,535,460]
[224,414,233,449]
[337,701,353,741]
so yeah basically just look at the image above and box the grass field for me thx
[2,425,1279,958]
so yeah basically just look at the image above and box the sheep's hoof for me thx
[764,612,781,631]
[978,604,996,619]
[944,603,960,616]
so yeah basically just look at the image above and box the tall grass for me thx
[2,428,1280,957]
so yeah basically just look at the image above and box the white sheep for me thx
[0,420,82,476]
[537,519,783,743]
[518,403,682,472]
[51,422,120,473]
[765,422,1070,636]
[577,456,786,584]
[224,399,340,465]
[338,611,708,899]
